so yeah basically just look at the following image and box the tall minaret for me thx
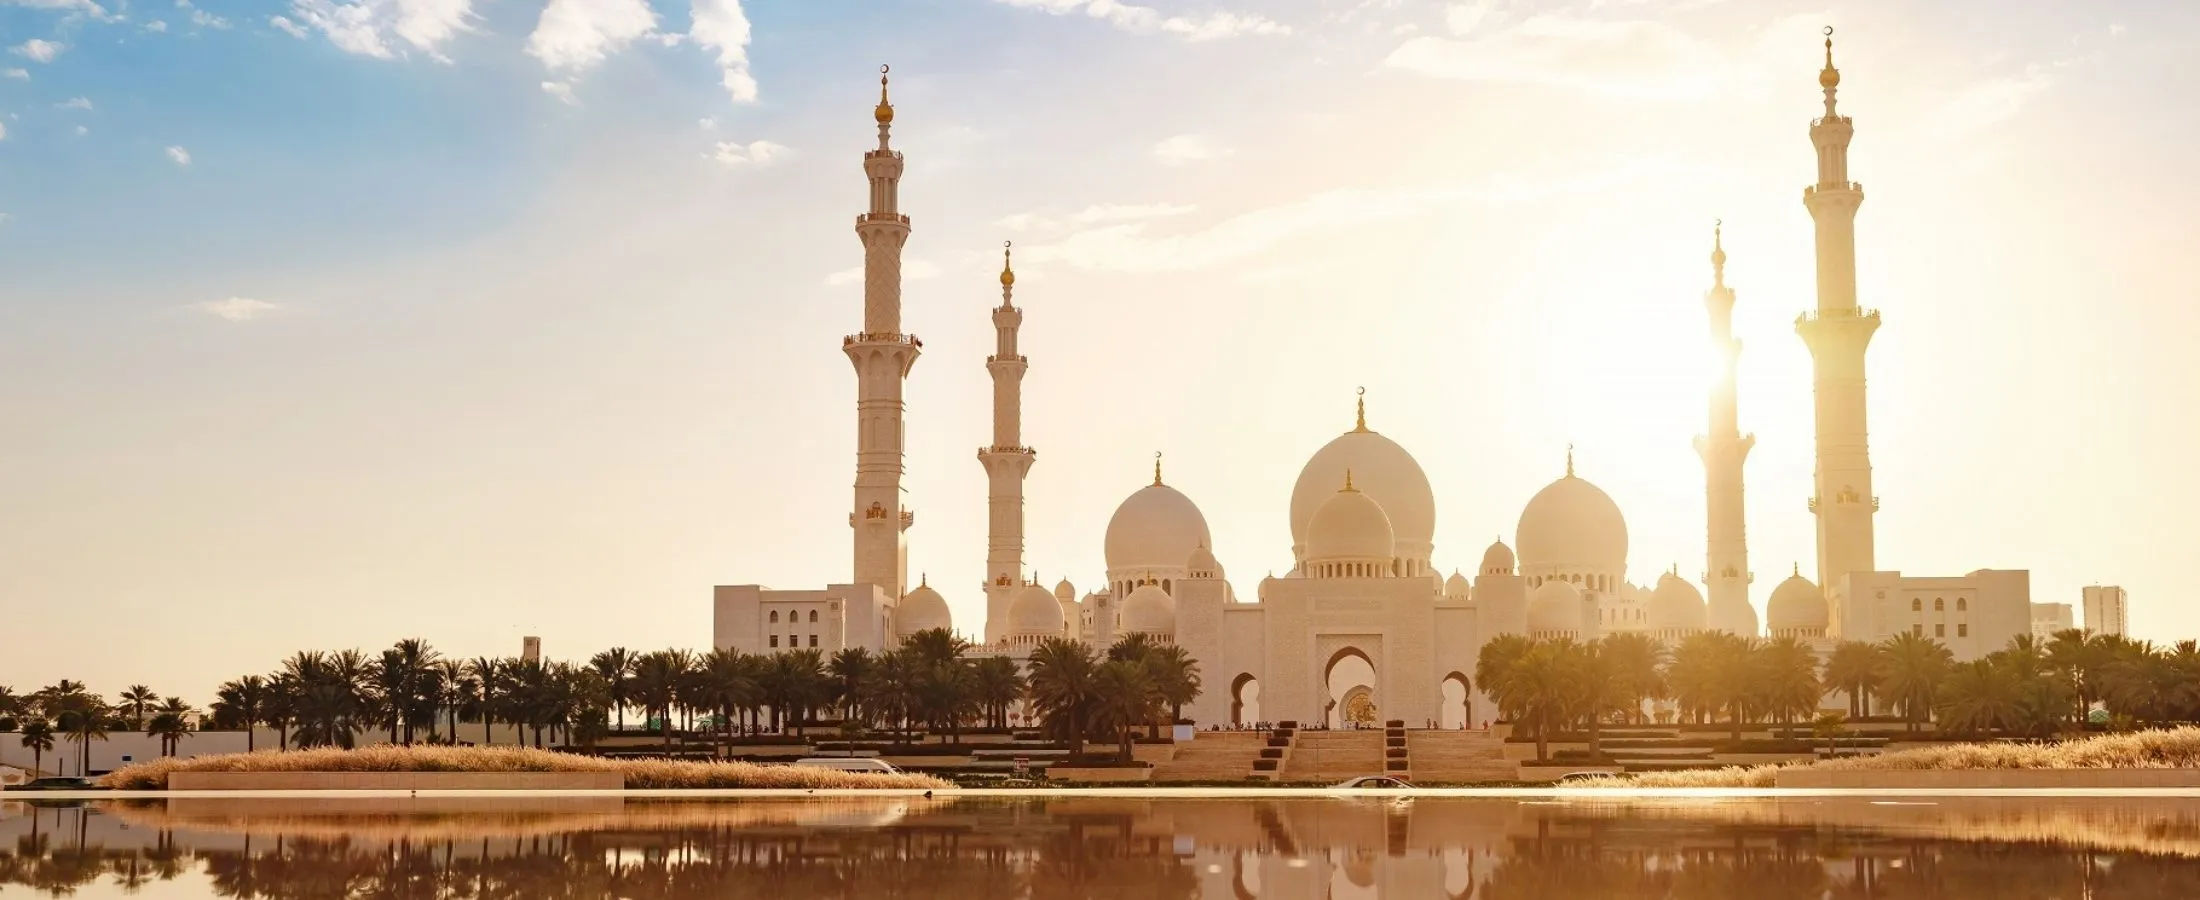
[1695,223,1759,636]
[847,65,919,601]
[979,242,1036,646]
[1795,29,1880,595]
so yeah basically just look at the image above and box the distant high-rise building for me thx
[522,636,542,662]
[2082,586,2128,637]
[2030,602,2074,641]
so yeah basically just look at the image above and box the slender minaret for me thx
[847,65,919,601]
[979,242,1036,645]
[1795,29,1879,595]
[1695,223,1759,636]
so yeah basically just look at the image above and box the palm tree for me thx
[434,659,472,743]
[904,628,972,668]
[19,719,55,775]
[1140,645,1203,735]
[631,650,690,749]
[1474,634,1536,724]
[147,698,195,757]
[972,656,1024,731]
[696,648,759,756]
[2046,627,2110,723]
[1505,640,1584,762]
[0,685,20,724]
[1822,641,1879,719]
[1025,637,1098,756]
[1755,637,1824,738]
[826,648,875,725]
[118,685,160,730]
[1935,659,2023,736]
[588,648,636,733]
[56,702,111,776]
[468,657,503,745]
[211,676,268,751]
[1593,632,1667,725]
[1670,632,1755,738]
[1875,632,1955,733]
[1088,660,1158,763]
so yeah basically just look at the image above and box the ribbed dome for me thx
[1009,583,1066,636]
[1767,570,1828,632]
[1120,583,1175,636]
[1105,482,1212,573]
[1528,580,1584,634]
[1290,424,1434,566]
[1517,471,1628,575]
[897,582,953,636]
[1445,571,1471,598]
[1481,540,1515,576]
[1645,572,1707,631]
[1306,478,1396,563]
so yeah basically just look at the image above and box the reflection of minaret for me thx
[847,66,919,600]
[1695,223,1759,636]
[1795,30,1880,595]
[980,243,1036,646]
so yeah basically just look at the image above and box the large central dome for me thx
[1104,477,1213,574]
[1516,456,1628,576]
[1289,394,1435,569]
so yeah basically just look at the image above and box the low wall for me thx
[1046,767,1153,783]
[167,771,624,791]
[1774,768,2200,789]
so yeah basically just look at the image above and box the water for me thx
[6,794,2200,897]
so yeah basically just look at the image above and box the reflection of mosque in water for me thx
[6,797,2200,897]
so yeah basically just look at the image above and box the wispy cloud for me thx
[0,122,8,142]
[526,0,657,71]
[1927,63,2067,141]
[690,0,757,103]
[177,0,229,28]
[998,203,1196,232]
[146,19,169,31]
[707,139,787,167]
[992,0,1290,41]
[284,0,476,61]
[166,145,192,166]
[825,258,942,287]
[195,297,283,321]
[11,39,66,63]
[269,14,308,38]
[540,80,577,105]
[1386,5,1727,100]
[57,96,92,110]
[1,0,112,20]
[2,67,27,80]
[1152,133,1231,165]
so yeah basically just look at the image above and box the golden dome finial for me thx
[1793,561,1801,577]
[1342,468,1357,492]
[1153,451,1164,487]
[875,64,895,125]
[1565,443,1576,478]
[919,572,928,587]
[1000,240,1015,288]
[1819,27,1840,90]
[1352,386,1369,433]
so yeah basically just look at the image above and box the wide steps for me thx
[1406,730,1516,784]
[1281,730,1392,782]
[1151,732,1270,782]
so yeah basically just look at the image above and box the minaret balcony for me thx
[862,149,905,162]
[845,332,923,348]
[986,354,1029,365]
[856,212,911,225]
[1796,308,1879,324]
[980,445,1035,456]
[899,510,915,530]
[1804,181,1863,196]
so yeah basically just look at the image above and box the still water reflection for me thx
[4,795,2200,898]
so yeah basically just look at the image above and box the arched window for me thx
[1911,598,1922,612]
[1956,598,1967,612]
[770,610,780,623]
[1934,598,1945,612]
[809,610,819,623]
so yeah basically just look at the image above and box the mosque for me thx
[712,38,2035,728]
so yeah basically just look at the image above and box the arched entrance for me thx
[1324,646,1377,729]
[1440,671,1471,729]
[1230,673,1263,726]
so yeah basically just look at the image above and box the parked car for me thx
[792,757,904,775]
[1332,776,1414,789]
[6,777,107,792]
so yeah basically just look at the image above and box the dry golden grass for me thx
[1611,727,2200,788]
[105,745,951,791]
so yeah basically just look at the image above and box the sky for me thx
[3,0,2197,703]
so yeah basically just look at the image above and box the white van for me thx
[793,757,903,775]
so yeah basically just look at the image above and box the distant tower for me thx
[846,66,920,601]
[1796,30,1880,595]
[980,243,1037,645]
[521,636,541,662]
[1695,223,1759,636]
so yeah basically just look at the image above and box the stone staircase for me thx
[1281,729,1388,782]
[1406,730,1517,784]
[1150,731,1271,782]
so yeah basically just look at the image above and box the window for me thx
[1934,598,1945,611]
[1956,598,1967,612]
[790,634,798,648]
[770,610,780,623]
[1958,624,1969,638]
[769,635,779,648]
[809,610,819,623]
[808,634,819,648]
[1935,624,1945,638]
[1912,624,1923,636]
[1911,598,1922,612]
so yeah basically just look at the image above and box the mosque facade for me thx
[713,41,2035,726]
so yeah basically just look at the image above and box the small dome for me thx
[1527,580,1584,635]
[1645,571,1707,631]
[1767,569,1828,632]
[1481,540,1515,576]
[897,581,953,636]
[1120,583,1176,636]
[1516,465,1628,575]
[1186,543,1221,578]
[1307,474,1396,563]
[1445,570,1471,598]
[1009,583,1066,636]
[1053,578,1076,601]
[1104,482,1213,573]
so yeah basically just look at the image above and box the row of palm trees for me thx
[4,630,1205,769]
[1476,626,2200,760]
